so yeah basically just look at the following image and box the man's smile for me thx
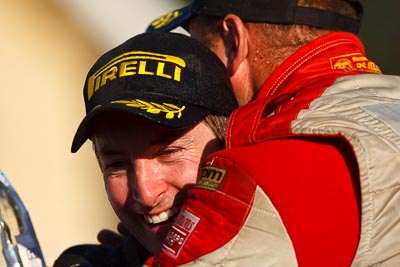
[144,206,180,224]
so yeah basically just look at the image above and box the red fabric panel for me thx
[224,136,360,266]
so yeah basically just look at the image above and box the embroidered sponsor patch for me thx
[195,166,226,191]
[111,99,185,119]
[161,208,200,258]
[87,51,186,100]
[330,53,381,74]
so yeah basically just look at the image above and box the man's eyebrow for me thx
[152,128,189,146]
[94,144,120,157]
[94,125,194,156]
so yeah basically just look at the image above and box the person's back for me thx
[147,1,400,266]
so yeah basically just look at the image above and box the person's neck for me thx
[251,44,302,96]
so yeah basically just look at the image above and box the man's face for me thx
[91,111,222,254]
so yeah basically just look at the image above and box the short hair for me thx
[204,114,229,145]
[190,0,359,81]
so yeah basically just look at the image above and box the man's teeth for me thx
[146,207,178,224]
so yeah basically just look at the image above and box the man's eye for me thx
[160,149,178,156]
[103,161,130,179]
[158,148,184,159]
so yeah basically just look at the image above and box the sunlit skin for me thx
[90,111,222,254]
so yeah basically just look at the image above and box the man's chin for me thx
[140,219,175,254]
[150,219,174,239]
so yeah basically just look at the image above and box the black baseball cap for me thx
[71,31,238,153]
[146,0,363,34]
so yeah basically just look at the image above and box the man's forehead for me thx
[90,112,195,143]
[92,116,190,137]
[92,123,195,159]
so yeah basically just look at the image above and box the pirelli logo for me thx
[87,51,186,100]
[196,166,226,191]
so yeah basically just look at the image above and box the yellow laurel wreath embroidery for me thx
[112,99,185,119]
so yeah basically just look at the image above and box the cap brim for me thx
[146,2,194,32]
[71,99,210,153]
[146,0,363,34]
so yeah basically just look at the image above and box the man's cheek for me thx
[106,182,129,209]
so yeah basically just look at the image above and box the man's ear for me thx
[221,14,249,76]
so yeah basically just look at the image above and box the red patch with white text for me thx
[161,208,200,258]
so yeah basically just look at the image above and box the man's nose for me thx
[130,158,166,209]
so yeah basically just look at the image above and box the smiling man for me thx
[90,111,222,254]
[54,31,237,267]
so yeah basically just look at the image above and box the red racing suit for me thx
[146,32,400,266]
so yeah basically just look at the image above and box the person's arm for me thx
[152,136,360,266]
[54,232,150,267]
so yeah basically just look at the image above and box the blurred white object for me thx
[0,170,45,267]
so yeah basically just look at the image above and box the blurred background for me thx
[0,0,398,265]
